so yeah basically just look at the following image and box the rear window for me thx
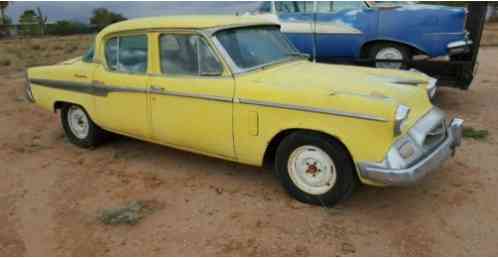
[105,35,148,74]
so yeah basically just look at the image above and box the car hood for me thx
[236,60,434,130]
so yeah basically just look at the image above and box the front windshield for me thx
[215,26,303,70]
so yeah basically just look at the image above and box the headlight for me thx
[385,108,446,169]
[385,136,422,169]
[427,78,437,99]
[394,105,410,136]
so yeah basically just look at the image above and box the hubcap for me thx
[67,106,89,139]
[375,47,404,69]
[287,145,337,195]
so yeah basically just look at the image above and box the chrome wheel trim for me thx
[67,106,89,140]
[287,145,337,195]
[375,47,404,69]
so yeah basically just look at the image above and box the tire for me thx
[275,132,358,207]
[60,104,104,148]
[369,43,411,70]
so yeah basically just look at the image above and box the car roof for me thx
[99,15,277,36]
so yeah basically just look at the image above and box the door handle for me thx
[74,74,87,79]
[92,80,105,86]
[150,86,165,93]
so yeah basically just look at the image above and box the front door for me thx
[148,33,235,158]
[93,34,150,138]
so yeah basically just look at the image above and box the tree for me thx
[47,20,92,36]
[90,8,126,31]
[19,9,41,35]
[0,1,9,36]
[0,15,10,25]
[0,1,9,26]
[35,7,48,35]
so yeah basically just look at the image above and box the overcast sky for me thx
[5,1,263,23]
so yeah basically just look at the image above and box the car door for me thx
[275,1,316,57]
[148,33,235,158]
[93,34,150,138]
[315,1,373,59]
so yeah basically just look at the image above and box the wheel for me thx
[275,132,358,206]
[369,43,410,70]
[60,104,104,148]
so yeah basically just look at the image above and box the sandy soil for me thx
[1,46,498,256]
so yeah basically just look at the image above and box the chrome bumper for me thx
[447,39,472,56]
[358,118,464,186]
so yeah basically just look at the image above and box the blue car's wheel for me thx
[369,43,411,70]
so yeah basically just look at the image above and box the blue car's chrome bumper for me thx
[358,118,464,186]
[447,38,472,56]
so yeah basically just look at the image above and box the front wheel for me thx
[275,132,358,206]
[61,104,105,148]
[369,43,411,70]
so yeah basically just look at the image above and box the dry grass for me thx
[0,34,93,75]
[0,25,495,75]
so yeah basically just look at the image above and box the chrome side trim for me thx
[30,79,386,121]
[30,79,97,95]
[30,78,232,103]
[151,89,233,103]
[29,78,147,97]
[238,98,388,122]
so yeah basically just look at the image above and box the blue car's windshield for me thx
[215,26,305,70]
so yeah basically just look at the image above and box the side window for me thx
[258,1,272,13]
[105,38,118,70]
[316,2,333,13]
[105,35,148,74]
[332,1,365,12]
[275,1,314,13]
[159,34,223,76]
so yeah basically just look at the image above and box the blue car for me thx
[252,1,472,69]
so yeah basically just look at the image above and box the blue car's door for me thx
[275,1,316,56]
[314,1,377,60]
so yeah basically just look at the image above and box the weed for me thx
[0,58,11,66]
[463,126,489,140]
[98,200,163,225]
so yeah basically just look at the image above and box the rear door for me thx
[93,34,150,138]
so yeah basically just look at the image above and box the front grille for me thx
[423,121,446,149]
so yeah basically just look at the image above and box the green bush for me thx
[46,20,95,36]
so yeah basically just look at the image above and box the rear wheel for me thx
[61,104,104,148]
[369,43,411,70]
[275,132,357,206]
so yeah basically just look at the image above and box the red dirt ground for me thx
[1,47,497,256]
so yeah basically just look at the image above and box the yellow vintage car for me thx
[25,16,464,206]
